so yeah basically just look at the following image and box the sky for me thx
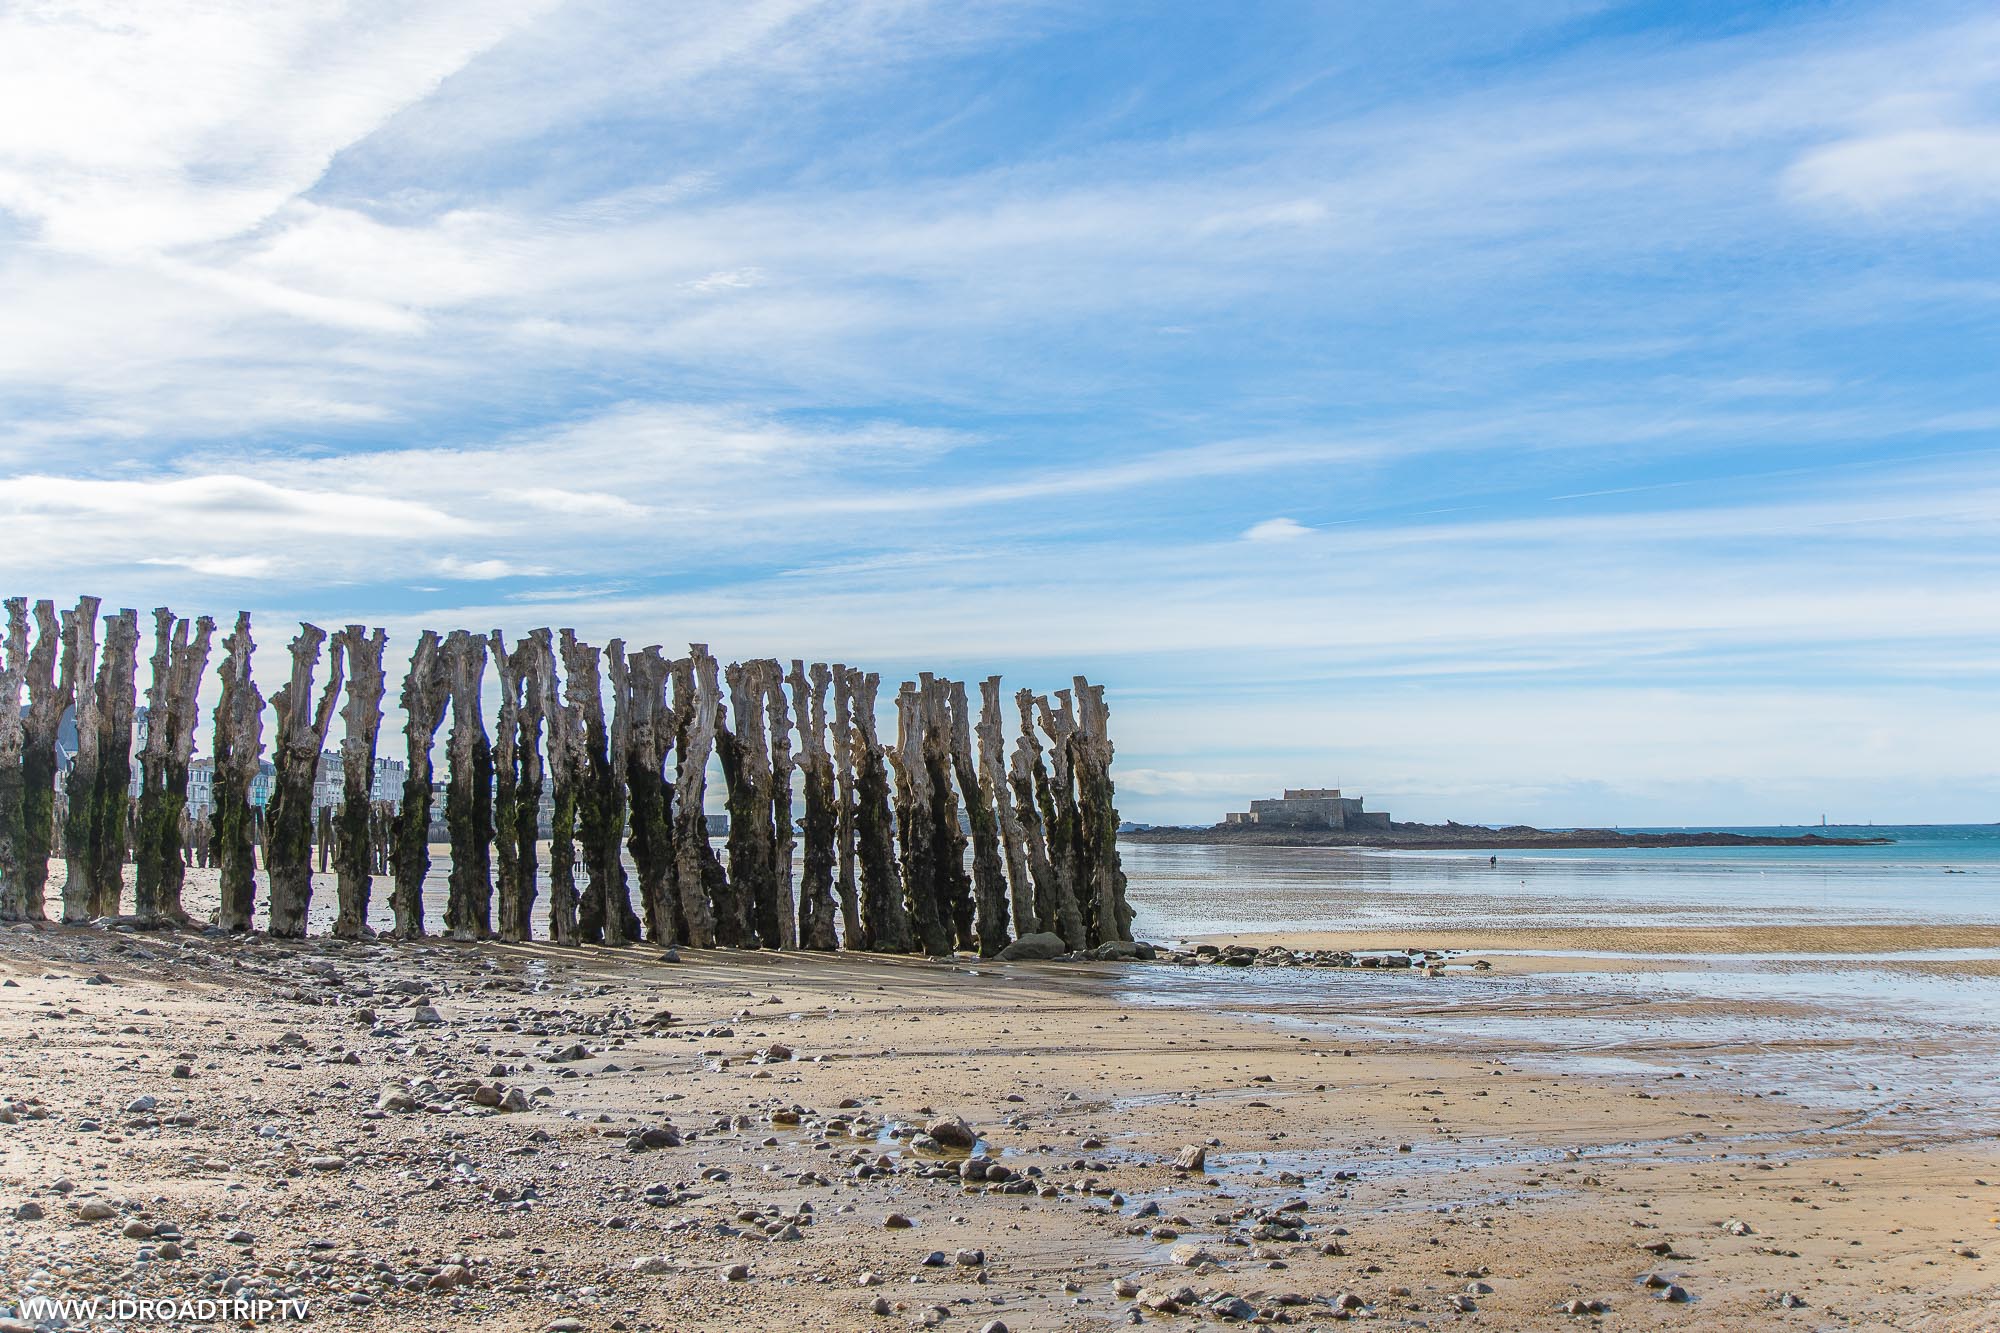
[2,0,1998,827]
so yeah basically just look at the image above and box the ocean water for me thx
[1110,827,2000,1137]
[1118,824,2000,941]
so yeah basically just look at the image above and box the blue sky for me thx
[3,0,1998,826]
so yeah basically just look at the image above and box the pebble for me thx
[723,1263,751,1281]
[13,1202,44,1221]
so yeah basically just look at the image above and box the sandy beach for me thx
[2,863,1996,1331]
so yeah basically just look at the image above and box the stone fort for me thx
[1224,787,1392,830]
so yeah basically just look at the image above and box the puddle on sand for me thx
[1094,960,2000,1141]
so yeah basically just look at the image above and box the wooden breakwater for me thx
[0,597,1133,956]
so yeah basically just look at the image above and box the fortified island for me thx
[1126,785,1889,849]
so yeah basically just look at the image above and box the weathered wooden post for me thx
[670,646,724,948]
[890,680,953,955]
[540,631,583,944]
[922,675,974,951]
[211,614,264,931]
[441,630,492,941]
[389,631,447,938]
[1015,689,1083,948]
[829,664,862,944]
[1034,690,1089,942]
[86,608,140,917]
[1072,676,1134,944]
[13,601,72,922]
[331,626,386,938]
[766,660,798,949]
[60,596,102,922]
[620,646,676,945]
[788,661,839,950]
[716,660,773,946]
[948,678,1010,956]
[596,639,637,946]
[489,632,525,942]
[135,609,215,922]
[267,624,342,938]
[847,668,909,952]
[980,676,1035,938]
[562,631,636,944]
[0,600,26,921]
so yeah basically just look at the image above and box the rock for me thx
[1657,1284,1692,1303]
[427,1265,468,1290]
[1174,1144,1207,1171]
[884,1212,914,1229]
[724,1263,750,1281]
[1169,1243,1214,1267]
[125,1095,158,1113]
[977,1322,1009,1333]
[500,1087,531,1112]
[1778,1293,1806,1308]
[954,1248,985,1266]
[77,1201,117,1220]
[868,1296,892,1315]
[1209,1295,1256,1320]
[920,1251,948,1267]
[305,1155,346,1171]
[1466,1281,1494,1294]
[154,1241,183,1259]
[545,1320,586,1333]
[996,932,1068,961]
[224,1229,254,1244]
[924,1116,976,1150]
[411,1004,444,1026]
[122,1219,156,1239]
[632,1255,673,1274]
[1724,1218,1754,1236]
[1449,1293,1477,1312]
[1090,940,1143,961]
[14,1202,44,1220]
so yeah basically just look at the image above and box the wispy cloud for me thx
[2,1,1997,823]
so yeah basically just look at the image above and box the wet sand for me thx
[2,883,1996,1330]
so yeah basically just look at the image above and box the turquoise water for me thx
[1119,825,2000,941]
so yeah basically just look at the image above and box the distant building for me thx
[1225,787,1391,831]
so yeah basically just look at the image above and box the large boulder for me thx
[996,932,1068,961]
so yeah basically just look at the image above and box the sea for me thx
[1111,826,2000,1142]
[1118,823,2000,939]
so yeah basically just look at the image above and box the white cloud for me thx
[1242,517,1312,542]
[1785,127,2000,215]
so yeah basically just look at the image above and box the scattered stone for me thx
[996,933,1068,961]
[1173,1144,1207,1172]
[925,1116,976,1150]
[14,1202,44,1221]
